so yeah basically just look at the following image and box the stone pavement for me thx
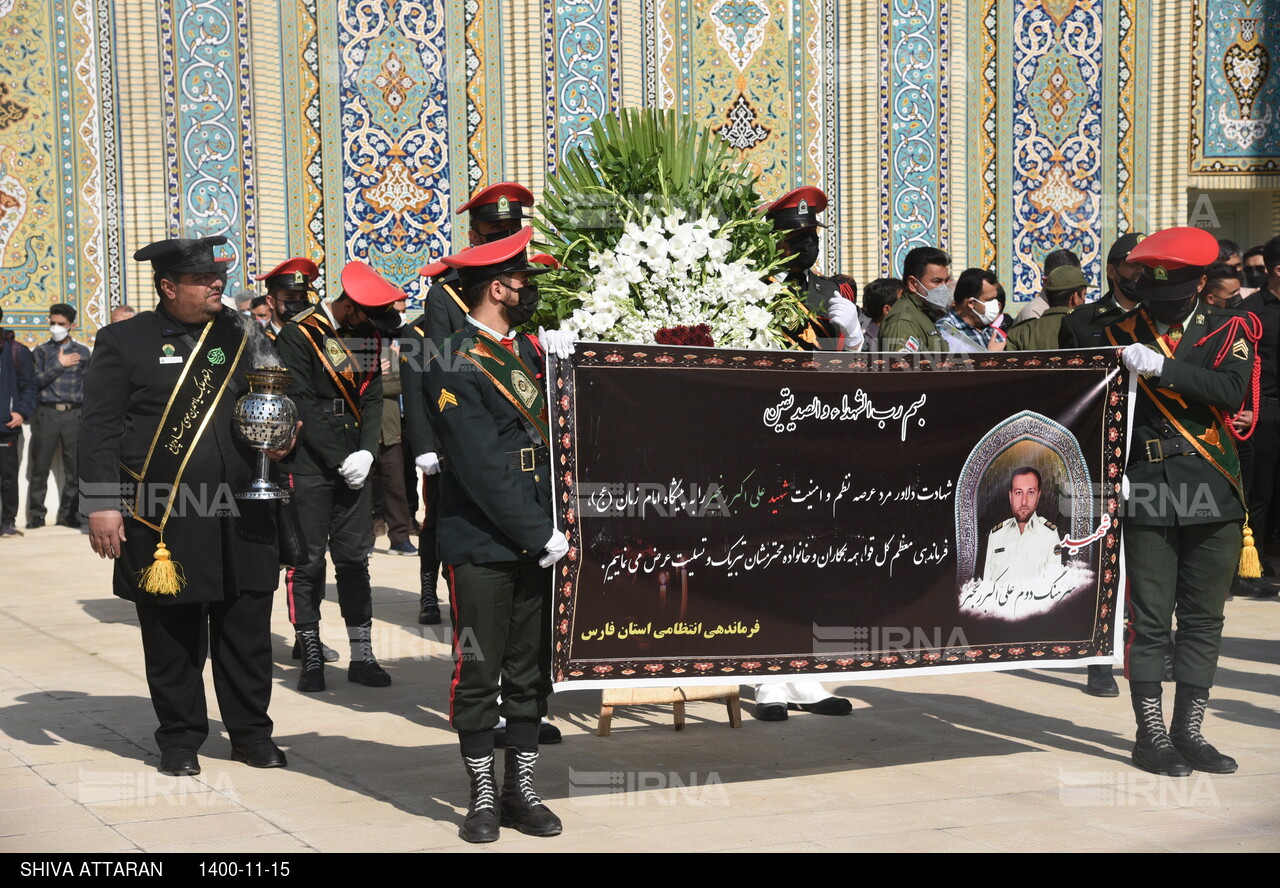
[1,469,1277,853]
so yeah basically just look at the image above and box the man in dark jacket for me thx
[79,237,292,777]
[0,304,35,536]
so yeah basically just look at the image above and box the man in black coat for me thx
[79,236,293,777]
[0,306,35,537]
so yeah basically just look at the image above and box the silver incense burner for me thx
[232,367,299,500]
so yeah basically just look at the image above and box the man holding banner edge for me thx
[1110,225,1260,777]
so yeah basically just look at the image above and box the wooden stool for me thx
[597,685,741,736]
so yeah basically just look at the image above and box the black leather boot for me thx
[347,621,391,686]
[418,557,442,625]
[1130,692,1192,777]
[1085,664,1119,697]
[296,629,325,693]
[500,748,562,837]
[1170,685,1238,774]
[460,754,500,843]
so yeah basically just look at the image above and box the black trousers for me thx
[0,429,21,524]
[284,471,373,628]
[375,441,412,545]
[1239,396,1280,553]
[447,561,552,734]
[419,472,440,606]
[135,590,274,752]
[26,404,80,523]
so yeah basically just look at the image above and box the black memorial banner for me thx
[548,345,1129,689]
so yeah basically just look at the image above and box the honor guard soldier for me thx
[79,236,292,776]
[274,260,403,692]
[255,257,321,342]
[749,187,858,721]
[1059,233,1146,348]
[1108,226,1260,776]
[400,182,535,630]
[424,227,575,843]
[760,187,863,352]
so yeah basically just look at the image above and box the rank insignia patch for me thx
[1233,338,1250,359]
[325,339,347,367]
[437,389,458,412]
[511,370,538,408]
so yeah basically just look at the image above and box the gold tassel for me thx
[138,542,186,596]
[1238,523,1262,579]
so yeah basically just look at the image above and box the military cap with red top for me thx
[529,252,560,269]
[341,260,405,308]
[418,258,450,279]
[1128,226,1219,301]
[133,236,232,275]
[440,227,553,287]
[256,257,320,292]
[456,181,534,224]
[759,186,828,231]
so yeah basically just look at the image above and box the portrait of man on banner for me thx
[956,413,1098,622]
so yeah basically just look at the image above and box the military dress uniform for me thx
[424,227,566,843]
[759,187,855,352]
[79,236,284,775]
[403,184,536,628]
[983,514,1062,582]
[273,261,401,692]
[1108,226,1257,777]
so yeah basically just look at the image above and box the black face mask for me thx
[279,299,311,323]
[481,227,520,244]
[504,281,541,328]
[785,230,820,271]
[1244,266,1268,289]
[1115,276,1138,302]
[1224,295,1244,309]
[1145,296,1196,327]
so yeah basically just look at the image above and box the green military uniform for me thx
[1007,305,1075,351]
[1109,302,1251,689]
[427,323,554,734]
[1108,226,1256,777]
[879,289,946,353]
[1058,292,1127,348]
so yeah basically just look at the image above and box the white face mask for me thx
[919,282,953,311]
[974,297,1001,326]
[49,324,69,342]
[399,311,408,328]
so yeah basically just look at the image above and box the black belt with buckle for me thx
[506,445,549,472]
[42,402,82,411]
[321,399,347,416]
[1143,437,1198,463]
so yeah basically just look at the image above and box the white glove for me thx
[538,327,578,360]
[415,452,441,475]
[1120,343,1165,379]
[826,296,864,352]
[339,449,374,489]
[539,529,569,568]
